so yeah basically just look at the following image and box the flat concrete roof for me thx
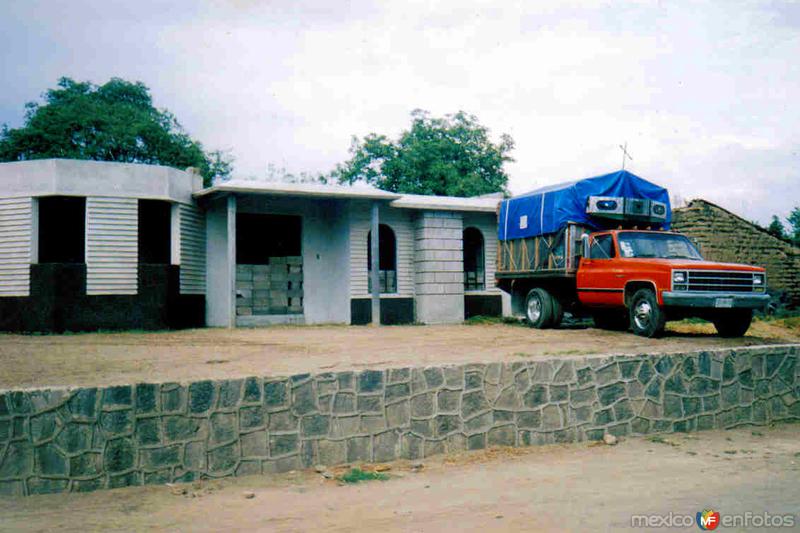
[195,179,401,201]
[0,159,201,203]
[197,180,502,212]
[390,193,501,213]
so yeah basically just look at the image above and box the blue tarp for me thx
[498,170,671,240]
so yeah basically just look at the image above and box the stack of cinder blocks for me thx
[236,257,303,315]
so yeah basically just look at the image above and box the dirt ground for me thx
[1,320,798,389]
[1,423,798,532]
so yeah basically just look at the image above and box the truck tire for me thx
[525,288,554,328]
[629,288,666,338]
[550,295,564,328]
[592,311,629,331]
[712,309,753,338]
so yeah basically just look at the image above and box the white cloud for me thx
[0,0,797,223]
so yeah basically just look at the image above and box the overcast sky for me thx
[1,0,798,224]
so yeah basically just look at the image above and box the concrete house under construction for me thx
[0,159,507,331]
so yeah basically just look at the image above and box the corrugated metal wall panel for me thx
[179,203,206,294]
[86,197,138,295]
[349,203,415,298]
[0,197,32,297]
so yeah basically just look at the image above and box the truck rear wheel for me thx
[712,309,753,337]
[550,295,564,328]
[629,288,666,338]
[525,288,555,328]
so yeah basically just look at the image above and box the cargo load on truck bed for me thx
[497,170,671,277]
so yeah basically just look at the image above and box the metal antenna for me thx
[619,142,633,170]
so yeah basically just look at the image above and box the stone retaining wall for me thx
[1,345,798,497]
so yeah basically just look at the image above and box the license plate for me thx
[715,298,734,308]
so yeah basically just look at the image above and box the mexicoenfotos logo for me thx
[631,509,795,529]
[696,509,720,530]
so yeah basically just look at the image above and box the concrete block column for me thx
[414,210,464,324]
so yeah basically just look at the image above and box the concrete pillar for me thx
[370,201,380,325]
[414,211,464,324]
[226,195,237,327]
[205,195,237,328]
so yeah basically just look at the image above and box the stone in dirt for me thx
[314,465,327,473]
[243,491,256,499]
[603,433,618,446]
[166,483,187,496]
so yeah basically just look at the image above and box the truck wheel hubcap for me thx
[528,296,542,322]
[634,300,652,329]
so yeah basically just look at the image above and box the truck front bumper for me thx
[661,291,770,310]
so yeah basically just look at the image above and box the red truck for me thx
[496,171,769,338]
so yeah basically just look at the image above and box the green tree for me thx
[333,109,514,196]
[788,207,800,245]
[0,77,232,186]
[767,215,787,239]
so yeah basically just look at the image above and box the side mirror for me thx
[581,234,591,259]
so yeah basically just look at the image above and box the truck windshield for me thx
[617,232,703,260]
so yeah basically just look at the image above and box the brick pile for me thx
[236,257,303,316]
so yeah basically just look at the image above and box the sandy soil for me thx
[1,320,798,389]
[1,424,798,532]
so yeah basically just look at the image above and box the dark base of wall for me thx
[0,264,205,332]
[350,298,414,325]
[464,294,502,319]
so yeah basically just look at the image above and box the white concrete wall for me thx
[235,195,351,325]
[179,203,206,294]
[414,211,464,324]
[0,197,32,297]
[349,200,415,298]
[462,212,502,295]
[462,211,511,316]
[85,197,138,295]
[302,200,350,324]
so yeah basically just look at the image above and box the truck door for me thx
[577,233,625,307]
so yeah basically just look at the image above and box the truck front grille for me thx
[684,270,755,292]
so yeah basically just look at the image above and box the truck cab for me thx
[574,229,768,337]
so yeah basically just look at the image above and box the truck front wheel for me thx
[629,288,666,338]
[712,309,753,337]
[525,288,555,328]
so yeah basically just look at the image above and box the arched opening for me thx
[367,224,397,293]
[463,227,485,291]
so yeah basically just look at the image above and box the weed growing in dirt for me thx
[338,468,389,484]
[465,316,524,326]
[646,435,679,446]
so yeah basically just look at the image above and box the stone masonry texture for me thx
[0,345,798,497]
[672,199,800,307]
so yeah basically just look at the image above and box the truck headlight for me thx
[753,273,765,290]
[673,271,686,284]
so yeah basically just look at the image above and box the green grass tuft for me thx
[337,468,389,484]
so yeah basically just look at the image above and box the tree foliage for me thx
[0,77,232,185]
[333,110,514,196]
[788,207,800,245]
[767,215,787,239]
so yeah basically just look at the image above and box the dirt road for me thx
[1,424,798,532]
[1,320,798,388]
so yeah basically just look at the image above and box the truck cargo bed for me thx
[496,223,588,278]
